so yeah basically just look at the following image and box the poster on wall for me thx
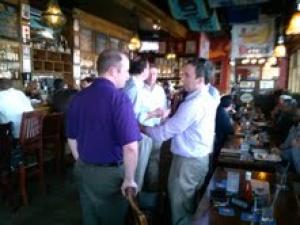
[231,20,274,58]
[0,2,19,40]
[109,37,119,50]
[80,28,93,52]
[199,33,210,59]
[96,33,107,54]
[185,40,197,54]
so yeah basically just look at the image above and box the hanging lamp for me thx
[42,0,66,29]
[274,35,286,57]
[286,0,300,35]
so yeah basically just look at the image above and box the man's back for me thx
[0,88,33,137]
[67,78,140,164]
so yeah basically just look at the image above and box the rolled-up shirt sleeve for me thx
[145,101,200,142]
[114,95,142,145]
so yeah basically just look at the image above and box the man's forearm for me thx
[123,142,138,182]
[68,138,79,160]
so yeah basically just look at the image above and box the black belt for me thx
[80,160,123,167]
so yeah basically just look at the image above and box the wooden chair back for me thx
[42,112,64,141]
[19,111,45,154]
[126,187,148,225]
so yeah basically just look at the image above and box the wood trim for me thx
[118,0,187,39]
[73,8,132,41]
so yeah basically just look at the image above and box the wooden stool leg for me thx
[19,165,28,205]
[38,149,46,194]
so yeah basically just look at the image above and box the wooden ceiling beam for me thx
[117,0,188,39]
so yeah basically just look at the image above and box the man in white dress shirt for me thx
[141,64,168,190]
[143,58,218,225]
[0,78,33,138]
[123,56,153,191]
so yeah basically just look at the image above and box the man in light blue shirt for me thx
[143,58,218,225]
[123,56,153,191]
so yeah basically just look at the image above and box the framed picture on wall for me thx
[80,28,93,52]
[185,40,197,54]
[0,2,19,40]
[96,33,107,54]
[109,37,119,50]
[159,42,166,54]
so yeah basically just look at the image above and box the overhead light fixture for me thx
[241,58,250,64]
[286,0,300,35]
[250,58,257,64]
[274,36,286,57]
[42,0,66,29]
[128,34,141,51]
[166,52,176,60]
[152,20,161,31]
[258,58,266,64]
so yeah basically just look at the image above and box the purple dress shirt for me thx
[66,78,141,164]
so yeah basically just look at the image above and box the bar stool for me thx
[42,112,64,175]
[18,111,45,205]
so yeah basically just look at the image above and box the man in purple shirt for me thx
[67,50,141,225]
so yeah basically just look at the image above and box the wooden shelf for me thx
[32,48,73,84]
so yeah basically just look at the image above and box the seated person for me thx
[25,80,42,100]
[214,95,234,162]
[281,108,300,150]
[273,98,297,143]
[281,132,300,174]
[49,79,78,114]
[0,78,33,138]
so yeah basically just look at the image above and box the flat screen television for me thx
[140,41,159,52]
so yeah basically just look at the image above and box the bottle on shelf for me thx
[244,171,253,202]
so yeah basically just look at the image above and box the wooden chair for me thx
[42,113,64,175]
[0,122,13,204]
[18,111,45,205]
[126,187,148,225]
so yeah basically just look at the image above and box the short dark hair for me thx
[129,56,149,75]
[187,58,215,84]
[97,50,124,75]
[53,78,65,90]
[220,95,233,108]
[0,78,12,90]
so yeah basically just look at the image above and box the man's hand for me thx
[147,108,170,120]
[121,179,137,197]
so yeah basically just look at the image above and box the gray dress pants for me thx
[168,154,209,225]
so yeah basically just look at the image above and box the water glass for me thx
[260,207,275,225]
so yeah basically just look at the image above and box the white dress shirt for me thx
[0,88,33,138]
[139,84,167,126]
[145,86,218,158]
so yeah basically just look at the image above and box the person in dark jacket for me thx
[213,95,234,164]
[50,79,78,114]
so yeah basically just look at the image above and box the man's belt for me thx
[80,160,123,167]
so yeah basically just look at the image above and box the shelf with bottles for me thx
[0,39,20,74]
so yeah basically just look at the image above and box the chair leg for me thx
[19,165,28,205]
[56,143,61,175]
[38,149,46,194]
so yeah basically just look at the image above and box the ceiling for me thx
[30,0,297,39]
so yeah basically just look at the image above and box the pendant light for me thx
[42,0,66,29]
[286,0,300,35]
[274,36,286,57]
[128,34,141,51]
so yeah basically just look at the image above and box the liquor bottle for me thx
[244,171,253,202]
